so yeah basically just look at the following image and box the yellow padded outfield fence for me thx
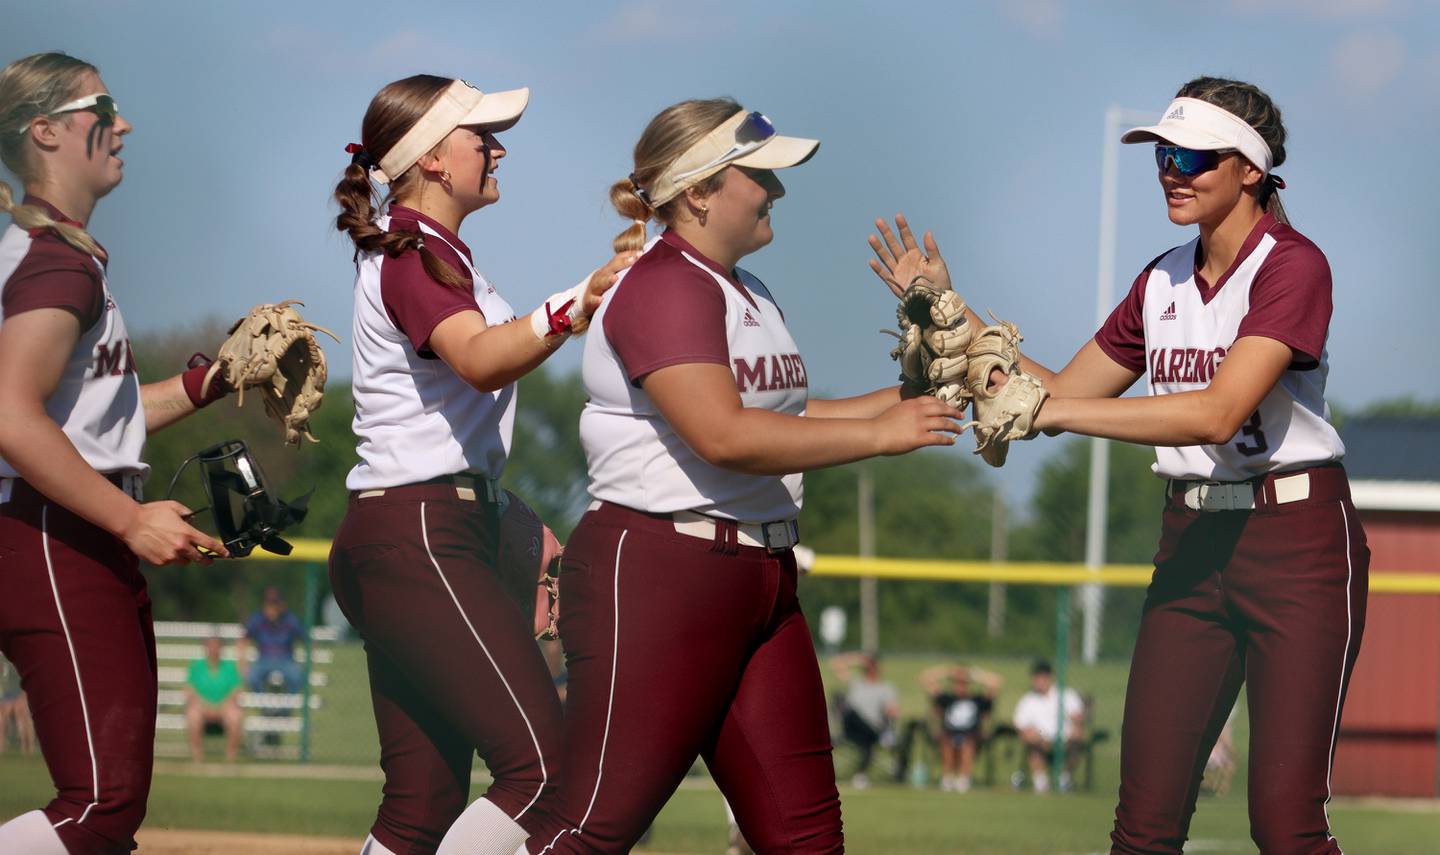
[275,538,1440,594]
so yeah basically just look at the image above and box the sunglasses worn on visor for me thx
[670,111,777,182]
[1154,144,1234,177]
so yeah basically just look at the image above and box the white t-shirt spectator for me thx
[845,679,898,733]
[1013,686,1084,742]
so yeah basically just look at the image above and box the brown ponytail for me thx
[333,75,470,288]
[1177,76,1290,225]
[0,52,107,258]
[611,98,742,251]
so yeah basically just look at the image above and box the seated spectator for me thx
[1012,659,1084,793]
[242,586,305,693]
[830,651,898,789]
[0,655,35,755]
[921,664,1002,792]
[184,636,244,762]
[1202,715,1237,797]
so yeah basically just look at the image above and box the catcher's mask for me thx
[165,440,311,558]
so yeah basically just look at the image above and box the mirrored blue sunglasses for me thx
[1154,144,1232,177]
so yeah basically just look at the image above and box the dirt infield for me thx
[136,829,692,854]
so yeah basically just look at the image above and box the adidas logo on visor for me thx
[1166,105,1185,121]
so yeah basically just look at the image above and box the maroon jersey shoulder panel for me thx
[1,232,103,328]
[1236,223,1332,368]
[378,209,480,354]
[603,242,731,386]
[1094,250,1169,373]
[659,229,759,310]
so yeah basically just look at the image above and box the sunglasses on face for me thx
[1154,144,1235,177]
[671,111,777,181]
[49,93,119,128]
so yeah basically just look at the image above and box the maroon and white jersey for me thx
[1096,213,1344,481]
[0,196,145,478]
[346,206,517,490]
[581,230,806,522]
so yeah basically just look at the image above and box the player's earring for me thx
[441,170,452,185]
[697,204,708,227]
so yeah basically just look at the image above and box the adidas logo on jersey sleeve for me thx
[1159,301,1177,321]
[742,308,761,328]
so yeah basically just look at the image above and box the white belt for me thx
[357,473,501,503]
[1174,472,1311,512]
[671,510,800,552]
[0,473,143,504]
[588,501,800,552]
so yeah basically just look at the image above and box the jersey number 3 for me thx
[1235,410,1269,457]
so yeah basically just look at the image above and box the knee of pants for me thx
[1249,814,1332,855]
[52,790,150,854]
[1110,811,1187,855]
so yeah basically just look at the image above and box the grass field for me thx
[4,755,1437,853]
[9,649,1439,852]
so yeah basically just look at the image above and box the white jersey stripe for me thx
[40,505,101,828]
[537,529,628,855]
[419,502,547,819]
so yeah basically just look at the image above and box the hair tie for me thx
[1266,173,1286,190]
[346,143,375,171]
[628,172,652,208]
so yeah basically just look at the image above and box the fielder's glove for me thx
[201,300,340,445]
[961,313,1048,468]
[884,277,974,408]
[495,491,562,641]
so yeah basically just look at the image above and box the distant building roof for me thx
[1340,417,1440,483]
[1340,417,1440,511]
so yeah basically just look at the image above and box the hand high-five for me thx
[868,213,954,296]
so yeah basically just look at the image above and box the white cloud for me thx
[1002,0,1064,39]
[1331,29,1407,98]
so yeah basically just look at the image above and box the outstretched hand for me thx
[581,251,641,318]
[868,213,953,297]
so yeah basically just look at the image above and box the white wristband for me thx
[528,281,586,341]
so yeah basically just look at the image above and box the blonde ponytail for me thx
[609,177,650,253]
[0,179,104,259]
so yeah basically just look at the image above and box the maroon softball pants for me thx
[1110,465,1370,855]
[0,484,156,855]
[527,502,843,854]
[330,485,564,854]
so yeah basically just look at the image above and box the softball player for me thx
[0,53,232,854]
[524,99,965,855]
[874,77,1368,854]
[328,75,633,855]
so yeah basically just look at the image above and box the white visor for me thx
[1121,97,1273,174]
[644,110,819,208]
[372,79,529,185]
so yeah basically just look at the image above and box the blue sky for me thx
[4,0,1437,508]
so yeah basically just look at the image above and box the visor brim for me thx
[1121,124,1231,151]
[459,86,530,132]
[732,135,820,170]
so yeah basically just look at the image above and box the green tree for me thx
[797,450,1033,653]
[501,365,590,538]
[1009,437,1168,658]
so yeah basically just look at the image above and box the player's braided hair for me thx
[334,74,469,289]
[1177,76,1290,225]
[609,97,740,253]
[0,52,107,259]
